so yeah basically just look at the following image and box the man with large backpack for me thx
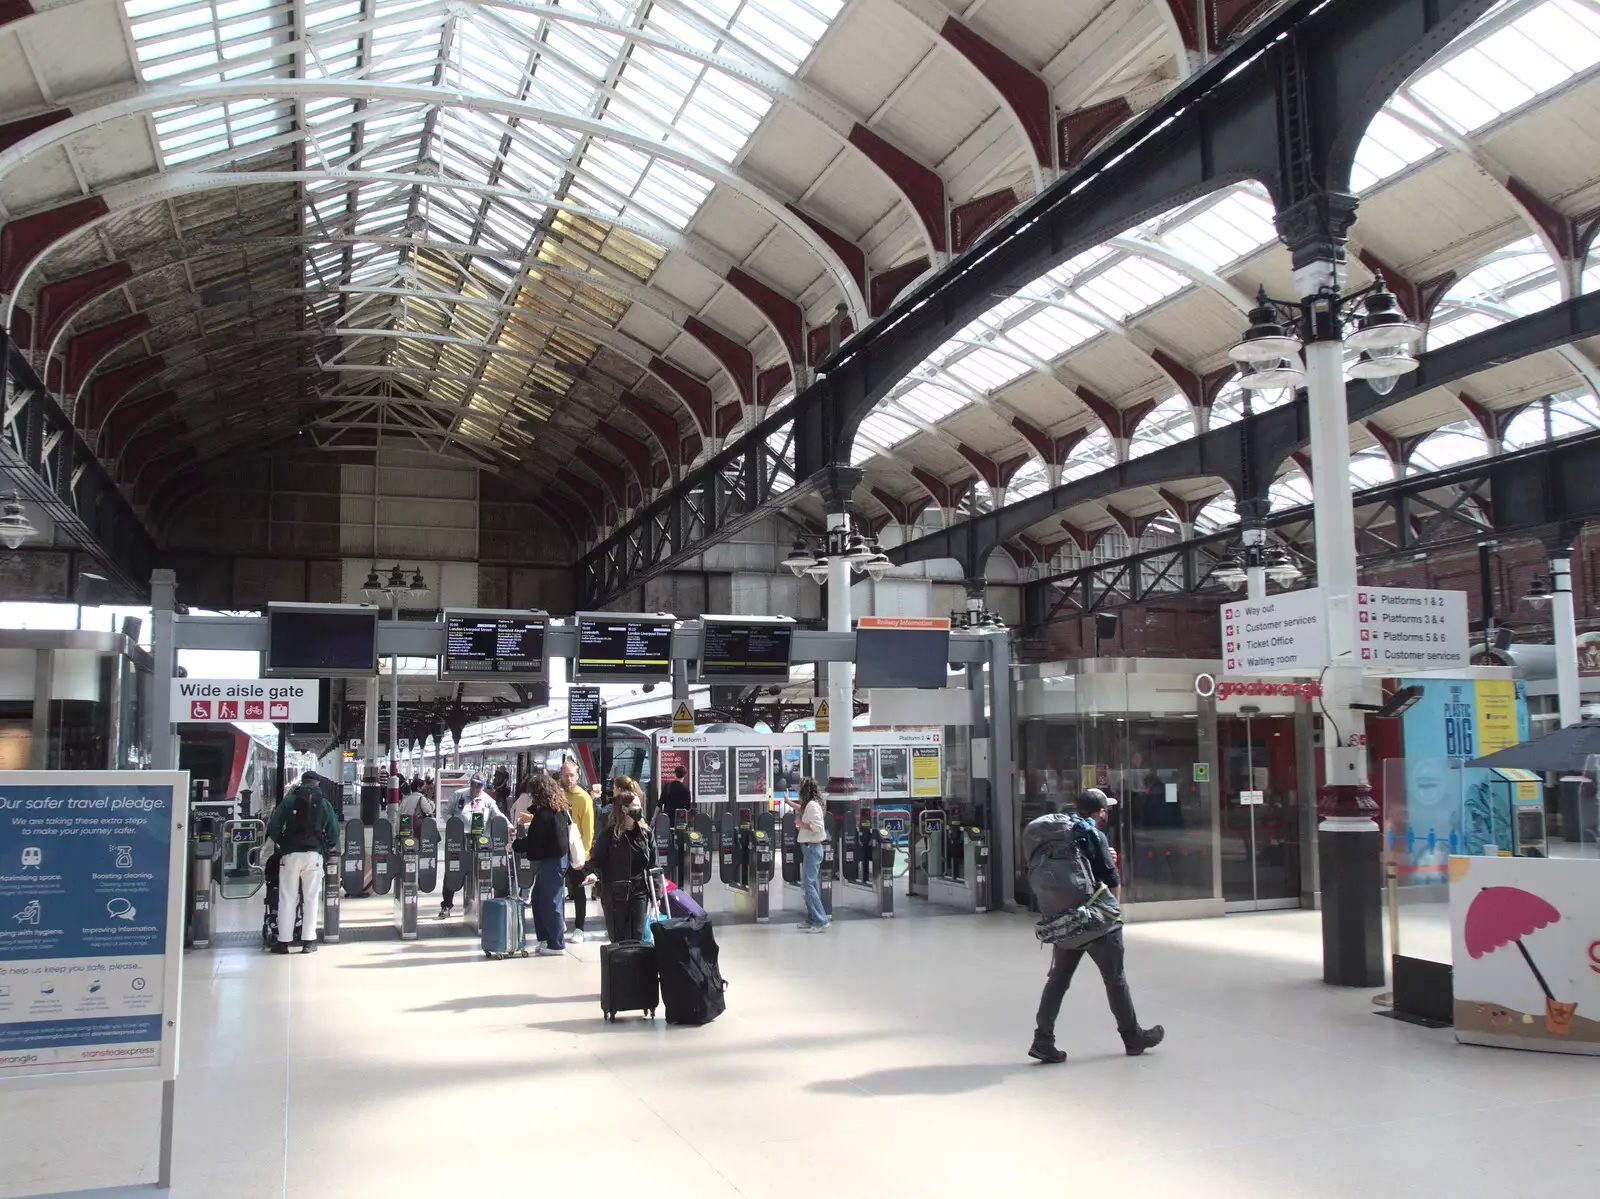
[266,771,340,955]
[1024,789,1163,1063]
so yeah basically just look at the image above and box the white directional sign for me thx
[171,678,319,723]
[1220,587,1329,676]
[1354,586,1470,673]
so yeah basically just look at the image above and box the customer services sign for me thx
[0,772,187,1080]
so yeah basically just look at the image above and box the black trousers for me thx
[567,868,588,931]
[1035,927,1139,1041]
[601,890,648,943]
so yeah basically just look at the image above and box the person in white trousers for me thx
[266,773,340,954]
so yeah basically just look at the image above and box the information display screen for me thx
[439,609,547,679]
[854,618,951,689]
[568,686,601,741]
[697,617,794,682]
[573,613,675,681]
[266,604,378,677]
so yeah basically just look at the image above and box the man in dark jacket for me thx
[1030,789,1164,1063]
[657,765,692,824]
[266,772,340,954]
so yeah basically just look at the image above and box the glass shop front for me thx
[1016,659,1322,919]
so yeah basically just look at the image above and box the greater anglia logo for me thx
[1194,674,1323,700]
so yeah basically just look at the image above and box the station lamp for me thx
[0,494,38,550]
[782,531,893,583]
[1230,275,1422,396]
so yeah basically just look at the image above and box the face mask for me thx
[627,806,642,818]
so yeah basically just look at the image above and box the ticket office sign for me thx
[0,772,187,1080]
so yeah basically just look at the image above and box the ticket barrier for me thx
[683,815,713,908]
[465,815,493,934]
[393,814,420,940]
[908,809,945,899]
[372,816,394,896]
[837,808,860,884]
[927,819,989,912]
[187,814,219,949]
[417,816,440,893]
[652,811,676,878]
[341,818,366,897]
[733,811,775,923]
[780,811,800,885]
[443,815,465,899]
[322,846,343,942]
[834,808,900,917]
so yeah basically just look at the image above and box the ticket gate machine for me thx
[443,816,465,897]
[322,847,343,942]
[652,811,676,878]
[926,815,988,912]
[371,817,394,896]
[717,807,742,885]
[466,814,493,933]
[909,809,946,898]
[684,814,714,907]
[834,808,899,918]
[187,814,218,949]
[340,818,366,897]
[417,816,440,893]
[780,811,799,885]
[718,807,773,922]
[872,811,907,916]
[393,814,420,940]
[487,815,512,898]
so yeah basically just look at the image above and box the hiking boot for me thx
[1028,1038,1067,1064]
[270,942,291,955]
[298,939,318,954]
[1123,1026,1165,1056]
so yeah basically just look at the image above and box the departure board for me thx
[697,617,795,682]
[568,685,601,741]
[439,609,547,679]
[573,612,675,681]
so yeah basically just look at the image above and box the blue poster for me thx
[0,779,177,1073]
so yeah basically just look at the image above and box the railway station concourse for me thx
[4,0,1600,1195]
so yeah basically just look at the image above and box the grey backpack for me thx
[1022,813,1096,916]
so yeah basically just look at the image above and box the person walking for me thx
[557,762,595,943]
[438,776,504,920]
[794,777,830,933]
[514,774,572,956]
[266,772,340,955]
[1029,789,1164,1063]
[583,778,656,943]
[657,764,692,825]
[508,778,537,907]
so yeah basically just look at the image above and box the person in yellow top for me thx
[558,760,595,942]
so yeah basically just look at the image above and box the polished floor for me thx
[5,892,1598,1199]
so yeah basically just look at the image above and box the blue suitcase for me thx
[480,898,528,959]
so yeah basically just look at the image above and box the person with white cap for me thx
[438,775,504,920]
[1028,788,1164,1063]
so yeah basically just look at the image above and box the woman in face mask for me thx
[582,777,656,943]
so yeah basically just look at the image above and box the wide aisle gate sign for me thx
[0,771,187,1082]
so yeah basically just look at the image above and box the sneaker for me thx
[535,944,565,956]
[270,942,291,956]
[298,939,318,954]
[1123,1026,1165,1056]
[1028,1039,1067,1064]
[437,906,452,920]
[569,929,586,943]
[800,922,828,934]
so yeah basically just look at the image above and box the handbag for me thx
[565,813,586,869]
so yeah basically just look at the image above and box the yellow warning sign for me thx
[672,701,695,734]
[813,698,830,733]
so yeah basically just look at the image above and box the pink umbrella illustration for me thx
[1464,886,1575,1035]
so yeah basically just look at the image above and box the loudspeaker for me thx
[1094,612,1118,642]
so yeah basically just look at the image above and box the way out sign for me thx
[172,679,318,723]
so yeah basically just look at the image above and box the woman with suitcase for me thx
[513,773,572,956]
[583,778,656,943]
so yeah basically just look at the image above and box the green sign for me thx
[1192,762,1211,783]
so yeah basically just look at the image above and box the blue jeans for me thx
[532,856,568,948]
[802,842,828,927]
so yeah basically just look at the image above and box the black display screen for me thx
[266,605,378,676]
[574,613,675,681]
[853,622,951,689]
[698,618,794,682]
[440,610,546,679]
[568,685,601,741]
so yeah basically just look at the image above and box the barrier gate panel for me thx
[417,817,439,892]
[371,817,394,896]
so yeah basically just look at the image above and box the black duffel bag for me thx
[652,916,728,1025]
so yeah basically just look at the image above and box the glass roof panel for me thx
[1072,256,1189,321]
[1148,186,1278,271]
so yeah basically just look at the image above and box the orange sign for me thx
[855,617,952,629]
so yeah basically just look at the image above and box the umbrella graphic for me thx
[1464,886,1576,1035]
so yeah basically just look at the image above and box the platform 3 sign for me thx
[0,771,187,1082]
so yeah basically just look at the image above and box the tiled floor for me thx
[5,895,1596,1199]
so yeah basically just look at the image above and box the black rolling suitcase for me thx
[600,941,658,1022]
[653,917,727,1026]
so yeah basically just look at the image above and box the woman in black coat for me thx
[583,777,656,943]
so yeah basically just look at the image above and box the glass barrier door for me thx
[1218,713,1301,910]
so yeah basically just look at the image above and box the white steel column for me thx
[150,569,178,771]
[825,509,855,792]
[1551,555,1580,727]
[1243,525,1267,601]
[389,596,402,812]
[1299,272,1367,807]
